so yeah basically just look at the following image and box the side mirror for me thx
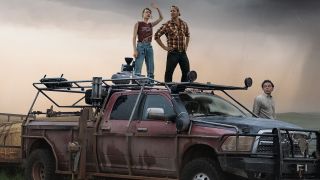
[172,96,190,132]
[176,112,189,131]
[244,77,253,88]
[147,108,165,120]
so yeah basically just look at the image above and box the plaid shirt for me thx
[154,18,190,51]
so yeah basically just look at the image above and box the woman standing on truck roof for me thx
[132,2,163,80]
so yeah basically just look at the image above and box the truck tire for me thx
[180,158,223,180]
[25,149,55,180]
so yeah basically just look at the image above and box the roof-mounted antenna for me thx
[60,74,64,78]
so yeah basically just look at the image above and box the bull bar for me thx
[218,128,320,179]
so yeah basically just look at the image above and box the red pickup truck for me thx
[1,61,319,180]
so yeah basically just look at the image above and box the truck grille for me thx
[255,131,316,158]
[256,143,273,153]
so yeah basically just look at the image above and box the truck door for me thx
[131,93,178,177]
[97,93,139,173]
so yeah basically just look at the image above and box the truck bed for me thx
[0,115,80,164]
[0,122,22,164]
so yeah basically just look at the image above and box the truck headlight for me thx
[221,136,255,152]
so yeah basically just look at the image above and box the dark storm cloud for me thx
[47,0,185,19]
[176,0,320,111]
[1,0,319,111]
[49,0,145,15]
[237,0,320,111]
[2,0,319,32]
[294,35,320,112]
[183,0,320,32]
[195,0,320,112]
[0,0,149,35]
[0,0,182,31]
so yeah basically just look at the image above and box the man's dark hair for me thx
[261,80,274,88]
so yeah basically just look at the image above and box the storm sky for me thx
[0,0,320,114]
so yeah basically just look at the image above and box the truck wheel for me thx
[180,158,223,180]
[25,149,55,180]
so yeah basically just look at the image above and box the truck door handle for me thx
[101,126,111,132]
[137,127,148,132]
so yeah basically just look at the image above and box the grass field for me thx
[277,112,320,129]
[0,112,319,179]
[0,167,23,180]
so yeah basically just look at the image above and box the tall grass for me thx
[0,167,23,180]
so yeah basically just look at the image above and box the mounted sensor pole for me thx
[91,77,102,107]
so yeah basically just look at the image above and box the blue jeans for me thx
[134,42,154,79]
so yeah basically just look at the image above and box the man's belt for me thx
[171,49,185,53]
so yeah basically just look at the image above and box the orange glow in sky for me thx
[0,0,319,114]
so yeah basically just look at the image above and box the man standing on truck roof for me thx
[154,5,190,82]
[253,80,276,119]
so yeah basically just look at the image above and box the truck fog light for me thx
[221,136,255,152]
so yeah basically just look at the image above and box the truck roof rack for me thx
[30,75,252,109]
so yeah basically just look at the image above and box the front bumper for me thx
[218,128,320,179]
[218,156,319,179]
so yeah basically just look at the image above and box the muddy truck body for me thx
[0,67,319,180]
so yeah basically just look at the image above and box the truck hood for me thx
[191,116,302,133]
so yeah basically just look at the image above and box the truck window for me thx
[181,93,246,117]
[110,94,139,120]
[142,95,175,121]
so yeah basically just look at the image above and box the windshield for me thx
[179,93,247,117]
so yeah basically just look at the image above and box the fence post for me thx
[0,113,27,122]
